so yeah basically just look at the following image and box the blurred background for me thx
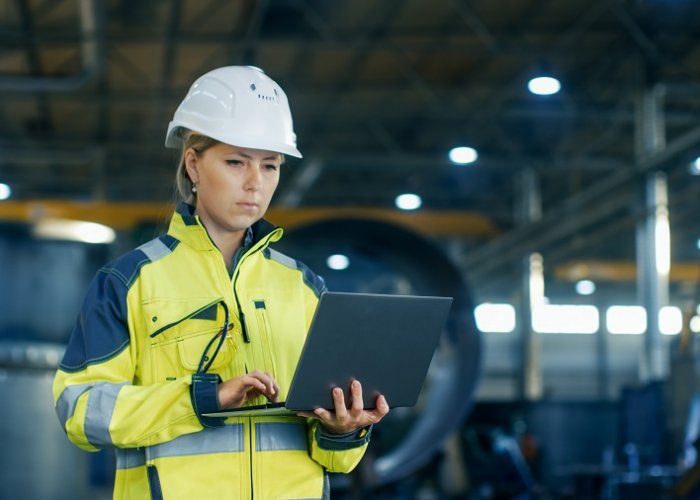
[2,0,700,498]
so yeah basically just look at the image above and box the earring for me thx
[192,184,197,193]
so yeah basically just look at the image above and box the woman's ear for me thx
[184,148,199,184]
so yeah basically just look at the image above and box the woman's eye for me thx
[226,160,243,166]
[264,164,279,171]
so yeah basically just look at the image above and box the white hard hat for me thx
[165,66,302,158]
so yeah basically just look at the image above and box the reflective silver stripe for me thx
[123,422,303,465]
[55,382,95,428]
[85,382,128,447]
[137,238,172,262]
[267,248,298,270]
[255,422,307,452]
[323,473,330,500]
[145,424,244,460]
[115,447,146,469]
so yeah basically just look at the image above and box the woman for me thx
[53,66,389,499]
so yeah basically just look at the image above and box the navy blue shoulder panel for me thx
[59,235,180,373]
[297,259,327,298]
[262,247,327,298]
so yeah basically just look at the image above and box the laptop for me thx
[203,291,452,417]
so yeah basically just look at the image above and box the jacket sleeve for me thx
[52,267,216,452]
[308,420,373,472]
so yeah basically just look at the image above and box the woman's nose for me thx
[243,164,263,190]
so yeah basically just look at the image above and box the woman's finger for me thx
[349,380,364,415]
[332,387,348,419]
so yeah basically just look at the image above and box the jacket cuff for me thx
[190,373,225,428]
[314,424,373,451]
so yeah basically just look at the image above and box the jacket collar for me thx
[168,202,283,252]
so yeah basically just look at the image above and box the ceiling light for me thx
[659,306,682,335]
[33,219,116,244]
[474,303,516,333]
[606,306,646,335]
[690,157,700,175]
[448,146,478,165]
[528,76,561,96]
[690,315,700,334]
[575,279,596,295]
[395,193,422,210]
[0,183,11,200]
[326,254,350,270]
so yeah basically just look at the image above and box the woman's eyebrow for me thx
[231,150,280,161]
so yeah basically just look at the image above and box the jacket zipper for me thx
[230,230,279,343]
[231,246,250,343]
[196,221,254,344]
[192,214,280,344]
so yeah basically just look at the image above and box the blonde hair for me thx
[174,130,220,204]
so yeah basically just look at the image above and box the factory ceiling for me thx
[1,0,700,292]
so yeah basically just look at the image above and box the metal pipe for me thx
[635,82,669,381]
[461,122,700,279]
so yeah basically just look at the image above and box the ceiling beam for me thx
[461,122,700,280]
[0,0,105,91]
[555,260,700,283]
[0,200,500,238]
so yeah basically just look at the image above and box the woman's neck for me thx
[204,225,247,271]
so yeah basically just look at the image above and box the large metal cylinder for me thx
[275,217,482,486]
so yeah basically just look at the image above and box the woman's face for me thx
[185,143,282,239]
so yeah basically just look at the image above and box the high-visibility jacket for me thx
[53,203,372,499]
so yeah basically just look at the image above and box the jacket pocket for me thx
[177,329,234,372]
[146,298,223,339]
[144,298,234,381]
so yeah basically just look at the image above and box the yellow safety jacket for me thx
[53,203,372,500]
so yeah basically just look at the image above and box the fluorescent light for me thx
[0,183,11,200]
[532,304,599,334]
[690,315,700,334]
[448,146,478,165]
[528,76,561,96]
[607,306,646,334]
[659,306,682,335]
[575,279,596,296]
[33,219,116,244]
[474,303,515,333]
[395,193,422,210]
[690,157,700,175]
[326,254,350,270]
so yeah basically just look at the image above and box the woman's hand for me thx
[298,380,389,435]
[217,369,279,409]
